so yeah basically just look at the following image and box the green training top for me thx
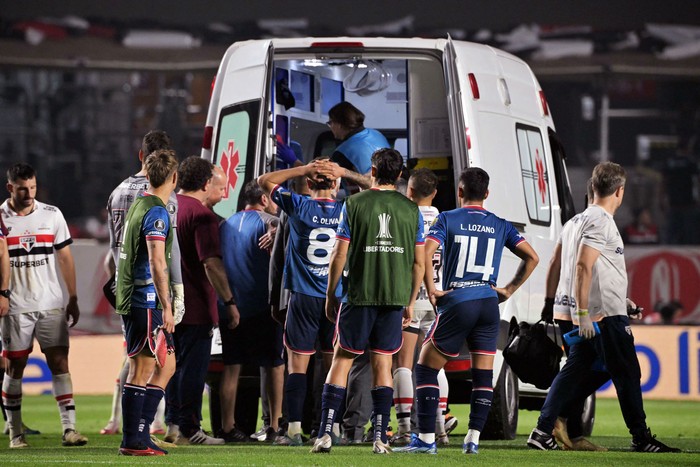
[115,195,172,315]
[338,189,422,306]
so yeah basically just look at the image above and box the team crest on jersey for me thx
[20,236,35,252]
[376,213,393,239]
[154,219,166,231]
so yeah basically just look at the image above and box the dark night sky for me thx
[3,0,699,31]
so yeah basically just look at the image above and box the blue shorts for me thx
[122,307,166,358]
[336,304,403,355]
[284,292,335,354]
[424,297,499,358]
[220,313,284,367]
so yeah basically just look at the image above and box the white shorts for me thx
[0,310,69,359]
[408,304,436,335]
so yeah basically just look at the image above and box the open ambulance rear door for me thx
[202,40,274,218]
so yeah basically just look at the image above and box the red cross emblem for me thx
[535,149,547,203]
[219,140,239,199]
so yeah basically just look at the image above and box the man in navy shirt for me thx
[396,167,539,455]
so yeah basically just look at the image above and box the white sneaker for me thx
[310,433,332,453]
[250,425,270,441]
[62,429,88,447]
[183,429,224,445]
[10,434,29,448]
[163,424,180,443]
[373,439,392,454]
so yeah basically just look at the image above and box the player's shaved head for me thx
[459,167,489,201]
[145,149,178,188]
[409,168,438,200]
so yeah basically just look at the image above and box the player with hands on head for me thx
[396,167,539,456]
[257,157,346,446]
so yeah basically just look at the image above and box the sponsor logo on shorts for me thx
[625,325,632,336]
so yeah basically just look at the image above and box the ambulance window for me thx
[212,101,260,217]
[548,128,576,224]
[290,70,314,112]
[516,124,551,225]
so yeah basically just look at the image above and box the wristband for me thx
[575,308,589,317]
[224,297,236,307]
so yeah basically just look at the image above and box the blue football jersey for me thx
[220,209,276,317]
[427,205,524,304]
[131,205,170,309]
[271,185,343,298]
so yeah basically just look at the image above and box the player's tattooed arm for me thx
[314,160,371,190]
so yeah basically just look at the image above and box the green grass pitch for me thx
[2,395,698,465]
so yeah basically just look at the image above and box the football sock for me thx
[52,373,76,432]
[2,375,22,438]
[0,369,6,422]
[465,428,481,445]
[392,367,413,434]
[122,383,146,447]
[141,385,165,441]
[285,372,307,432]
[318,384,346,438]
[436,368,449,435]
[110,360,129,423]
[469,368,493,431]
[415,364,439,444]
[371,386,393,443]
[154,396,165,429]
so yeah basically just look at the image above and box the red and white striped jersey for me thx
[0,200,72,314]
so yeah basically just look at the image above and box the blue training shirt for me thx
[220,209,275,318]
[131,204,170,309]
[271,185,343,298]
[427,205,524,306]
[335,128,390,174]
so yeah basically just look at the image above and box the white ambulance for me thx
[201,37,585,439]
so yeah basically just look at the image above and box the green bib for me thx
[115,195,172,315]
[343,190,420,306]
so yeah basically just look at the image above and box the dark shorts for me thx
[424,297,499,357]
[220,313,284,367]
[335,304,403,355]
[284,292,335,354]
[122,307,163,358]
